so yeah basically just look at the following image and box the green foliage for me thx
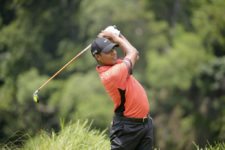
[196,57,225,96]
[0,0,225,149]
[49,70,113,130]
[146,26,212,90]
[17,69,46,104]
[0,17,43,77]
[194,142,225,150]
[192,57,225,145]
[192,0,225,56]
[22,120,110,150]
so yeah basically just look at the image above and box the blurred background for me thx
[0,0,224,149]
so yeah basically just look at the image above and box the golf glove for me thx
[104,25,120,36]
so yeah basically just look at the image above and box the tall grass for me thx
[194,142,225,150]
[1,121,224,150]
[22,120,110,150]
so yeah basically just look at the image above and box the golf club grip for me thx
[37,44,91,91]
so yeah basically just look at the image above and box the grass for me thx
[1,121,224,150]
[194,142,225,150]
[24,120,110,150]
[1,120,110,150]
[195,142,225,150]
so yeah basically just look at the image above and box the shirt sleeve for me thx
[103,61,130,90]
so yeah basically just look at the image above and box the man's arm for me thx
[99,31,139,68]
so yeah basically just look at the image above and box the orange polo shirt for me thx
[96,59,149,118]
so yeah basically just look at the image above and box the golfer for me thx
[91,27,153,150]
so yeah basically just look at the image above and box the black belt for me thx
[114,114,149,123]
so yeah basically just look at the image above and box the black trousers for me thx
[110,115,153,150]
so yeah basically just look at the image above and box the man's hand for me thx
[104,26,120,36]
[98,30,122,44]
[98,25,121,42]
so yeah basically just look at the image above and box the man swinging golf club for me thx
[91,26,153,150]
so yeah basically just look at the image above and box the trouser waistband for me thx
[113,114,150,123]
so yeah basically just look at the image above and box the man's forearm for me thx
[118,34,139,66]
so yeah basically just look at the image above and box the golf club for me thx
[33,44,91,103]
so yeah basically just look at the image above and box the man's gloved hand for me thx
[104,25,120,36]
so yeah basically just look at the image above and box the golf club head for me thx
[33,90,39,103]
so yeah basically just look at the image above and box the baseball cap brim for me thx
[102,43,118,53]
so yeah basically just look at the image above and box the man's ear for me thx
[95,54,101,62]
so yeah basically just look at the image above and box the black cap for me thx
[91,37,118,56]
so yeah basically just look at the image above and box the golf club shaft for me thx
[37,44,91,91]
